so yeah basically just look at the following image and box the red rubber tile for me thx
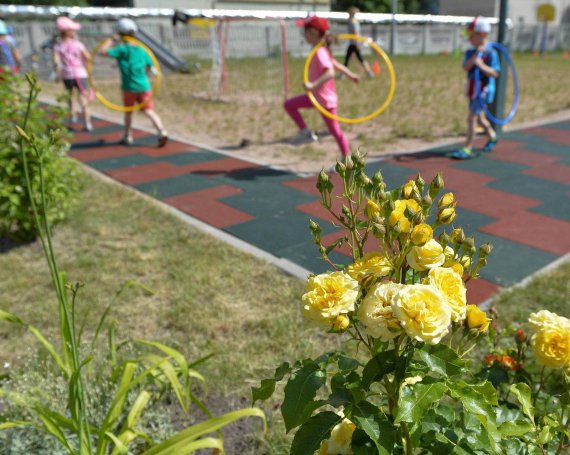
[481,211,570,256]
[490,142,560,167]
[523,126,570,145]
[465,278,500,305]
[135,140,199,157]
[523,163,570,185]
[70,146,137,162]
[453,186,541,218]
[164,185,255,228]
[284,173,344,196]
[107,162,191,185]
[182,157,259,176]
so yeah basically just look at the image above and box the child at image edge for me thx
[53,16,93,131]
[0,20,21,74]
[100,18,168,147]
[453,16,500,160]
[284,16,359,157]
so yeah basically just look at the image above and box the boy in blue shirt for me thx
[453,17,500,160]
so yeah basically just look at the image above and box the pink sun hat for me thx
[56,16,81,32]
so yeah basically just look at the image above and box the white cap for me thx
[116,18,138,34]
[468,16,491,34]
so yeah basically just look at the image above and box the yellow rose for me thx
[448,262,464,277]
[466,304,491,333]
[428,267,467,322]
[396,216,411,234]
[402,180,418,199]
[318,418,356,455]
[388,208,404,227]
[302,272,359,326]
[438,192,455,207]
[333,315,350,331]
[346,252,392,283]
[529,311,570,369]
[406,239,445,272]
[437,207,457,224]
[404,199,420,213]
[357,282,404,340]
[391,284,451,344]
[411,223,433,246]
[364,199,381,221]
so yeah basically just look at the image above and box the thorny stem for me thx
[533,366,547,408]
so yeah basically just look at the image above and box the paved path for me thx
[69,118,570,304]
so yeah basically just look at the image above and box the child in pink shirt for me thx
[284,16,358,157]
[53,16,92,131]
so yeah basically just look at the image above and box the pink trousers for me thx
[284,94,350,156]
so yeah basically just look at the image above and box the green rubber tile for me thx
[277,241,350,275]
[473,232,558,287]
[452,155,529,179]
[224,209,327,253]
[70,138,112,150]
[161,150,222,166]
[487,174,570,222]
[89,154,156,172]
[215,167,296,189]
[451,207,497,234]
[365,161,417,189]
[135,173,221,199]
[88,124,124,135]
[502,133,570,159]
[546,121,570,132]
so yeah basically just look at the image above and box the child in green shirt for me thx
[100,18,168,147]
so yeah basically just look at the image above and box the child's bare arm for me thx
[12,48,21,70]
[81,46,92,63]
[303,67,335,91]
[53,51,61,80]
[475,58,499,78]
[333,59,360,83]
[98,36,119,56]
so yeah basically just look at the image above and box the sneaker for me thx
[84,122,93,132]
[290,129,318,145]
[451,147,474,160]
[70,114,78,123]
[158,131,169,148]
[483,139,498,152]
[119,135,133,146]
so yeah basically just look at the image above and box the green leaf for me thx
[418,344,465,377]
[282,361,326,432]
[510,383,534,423]
[347,401,395,455]
[395,379,447,424]
[537,425,554,444]
[338,354,360,372]
[0,421,29,429]
[105,432,129,454]
[27,325,69,377]
[0,309,24,324]
[35,407,74,453]
[252,362,290,403]
[361,350,396,389]
[141,408,265,455]
[499,420,534,437]
[290,411,342,455]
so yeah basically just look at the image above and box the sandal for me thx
[483,139,498,152]
[158,131,169,148]
[451,147,474,160]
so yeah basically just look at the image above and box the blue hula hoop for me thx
[474,42,519,126]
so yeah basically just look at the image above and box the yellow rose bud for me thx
[406,239,446,271]
[318,418,356,455]
[438,207,456,224]
[450,227,465,244]
[396,216,411,234]
[346,252,392,283]
[438,192,455,208]
[391,284,451,344]
[428,267,467,322]
[364,199,381,221]
[388,209,404,227]
[529,311,570,369]
[333,315,350,331]
[466,304,491,333]
[402,180,418,199]
[459,255,471,269]
[449,262,464,277]
[411,223,433,245]
[302,272,359,326]
[357,282,404,341]
[443,245,455,265]
[405,199,421,213]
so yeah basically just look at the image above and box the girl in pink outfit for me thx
[284,16,359,157]
[53,16,92,131]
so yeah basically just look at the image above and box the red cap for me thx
[295,16,330,34]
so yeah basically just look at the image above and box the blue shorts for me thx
[469,90,489,115]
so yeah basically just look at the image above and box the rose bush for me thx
[254,152,569,454]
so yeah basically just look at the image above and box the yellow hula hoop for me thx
[88,35,162,113]
[303,34,396,125]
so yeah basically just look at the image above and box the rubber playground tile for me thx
[135,172,221,199]
[451,187,541,219]
[70,145,137,162]
[89,154,157,172]
[488,144,561,167]
[451,155,530,180]
[276,242,350,276]
[158,150,222,166]
[523,162,570,185]
[503,133,570,159]
[135,141,200,157]
[163,185,255,229]
[451,207,497,235]
[182,157,260,177]
[465,278,500,305]
[544,120,570,131]
[487,174,570,222]
[522,126,570,145]
[365,160,420,188]
[107,162,192,186]
[480,211,570,256]
[81,124,124,136]
[474,232,559,287]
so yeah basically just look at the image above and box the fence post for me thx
[489,0,508,135]
[390,0,397,54]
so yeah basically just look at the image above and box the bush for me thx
[0,73,80,241]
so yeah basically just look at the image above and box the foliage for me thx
[254,151,570,454]
[0,74,265,454]
[0,71,79,241]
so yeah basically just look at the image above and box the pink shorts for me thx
[123,91,154,111]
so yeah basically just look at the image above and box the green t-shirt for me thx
[107,43,153,92]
